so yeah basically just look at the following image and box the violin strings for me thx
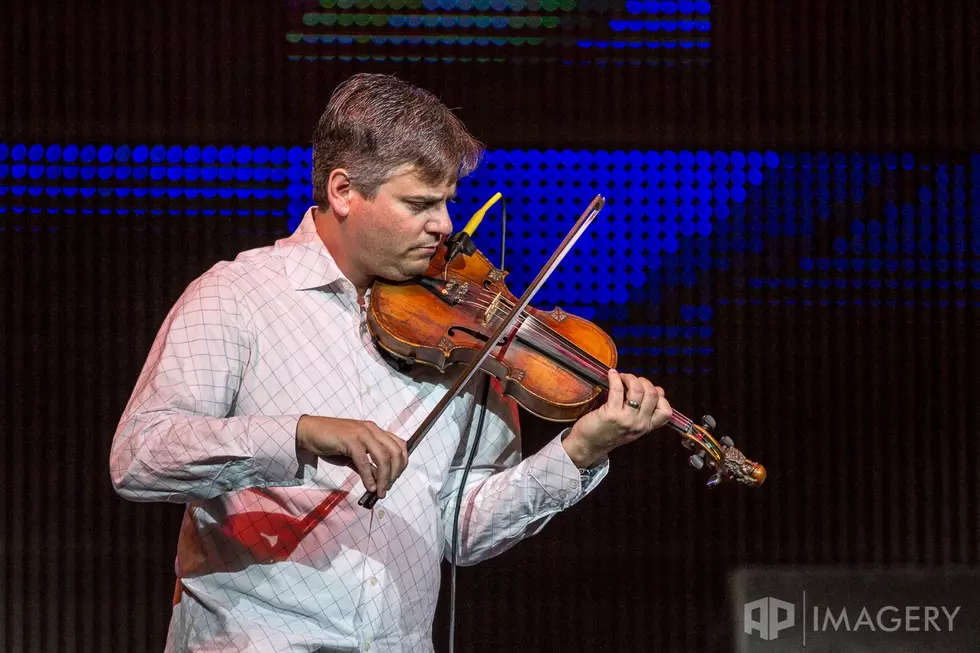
[458,286,612,375]
[459,291,616,378]
[451,285,696,433]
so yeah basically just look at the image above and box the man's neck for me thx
[312,207,371,298]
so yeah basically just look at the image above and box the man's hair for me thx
[312,74,484,203]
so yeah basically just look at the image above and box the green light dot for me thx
[405,0,422,9]
[338,14,354,25]
[509,16,524,28]
[372,14,386,26]
[321,14,337,25]
[356,35,371,43]
[389,0,405,7]
[355,0,371,8]
[319,0,334,6]
[337,0,355,7]
[528,37,543,45]
[560,0,576,9]
[371,0,386,7]
[541,0,557,10]
[542,16,559,28]
[354,13,372,25]
[286,32,303,43]
[302,12,320,26]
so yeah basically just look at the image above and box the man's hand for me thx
[562,369,673,469]
[296,416,408,498]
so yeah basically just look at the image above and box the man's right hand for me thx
[296,416,408,498]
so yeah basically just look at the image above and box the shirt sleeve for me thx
[109,270,317,504]
[438,377,609,566]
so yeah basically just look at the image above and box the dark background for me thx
[2,1,979,652]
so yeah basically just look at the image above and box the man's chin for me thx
[378,265,427,283]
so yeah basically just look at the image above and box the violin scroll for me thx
[680,415,766,487]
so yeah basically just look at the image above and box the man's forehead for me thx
[383,165,456,196]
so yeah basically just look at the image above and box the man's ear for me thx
[326,169,354,219]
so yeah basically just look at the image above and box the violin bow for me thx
[358,194,607,509]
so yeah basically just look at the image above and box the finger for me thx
[650,395,673,430]
[378,428,409,484]
[348,447,379,494]
[360,431,393,498]
[637,377,660,422]
[621,373,645,411]
[606,369,624,408]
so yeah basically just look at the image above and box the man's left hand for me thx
[561,369,672,468]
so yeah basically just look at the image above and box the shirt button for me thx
[569,479,579,489]
[364,642,371,651]
[377,509,386,520]
[558,490,568,500]
[370,577,378,586]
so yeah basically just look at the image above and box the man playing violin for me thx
[110,73,672,653]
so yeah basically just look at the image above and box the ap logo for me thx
[744,596,795,641]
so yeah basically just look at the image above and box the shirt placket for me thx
[350,287,387,651]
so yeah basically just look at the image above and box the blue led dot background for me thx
[3,2,980,653]
[4,142,976,383]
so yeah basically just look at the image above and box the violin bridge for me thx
[484,292,502,325]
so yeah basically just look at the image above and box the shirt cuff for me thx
[248,415,317,485]
[526,430,609,511]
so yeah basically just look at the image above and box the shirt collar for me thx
[278,207,349,291]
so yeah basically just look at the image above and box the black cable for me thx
[447,198,505,653]
[447,377,491,653]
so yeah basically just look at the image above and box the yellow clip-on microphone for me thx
[445,192,503,263]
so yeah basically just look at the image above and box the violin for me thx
[366,230,766,491]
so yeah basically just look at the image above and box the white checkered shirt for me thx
[110,208,608,653]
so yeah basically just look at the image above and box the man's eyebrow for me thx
[402,192,456,202]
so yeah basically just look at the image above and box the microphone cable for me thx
[446,192,506,653]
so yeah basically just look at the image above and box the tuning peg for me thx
[705,472,724,487]
[701,414,717,431]
[721,436,734,448]
[688,451,706,470]
[681,438,696,451]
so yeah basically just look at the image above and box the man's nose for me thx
[428,205,453,236]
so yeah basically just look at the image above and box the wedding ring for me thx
[626,399,641,409]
